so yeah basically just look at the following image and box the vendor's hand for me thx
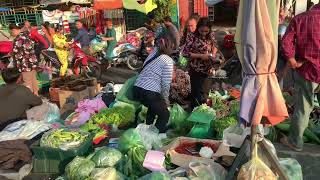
[201,54,210,61]
[288,58,304,69]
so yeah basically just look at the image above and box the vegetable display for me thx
[90,167,124,180]
[88,147,123,167]
[187,104,216,124]
[89,106,135,127]
[170,69,191,104]
[40,129,89,150]
[212,116,238,139]
[65,156,96,180]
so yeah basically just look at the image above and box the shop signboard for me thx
[42,10,79,23]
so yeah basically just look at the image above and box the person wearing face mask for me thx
[183,17,218,109]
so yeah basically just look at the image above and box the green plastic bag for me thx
[138,106,148,124]
[169,104,188,128]
[116,75,140,106]
[279,158,303,180]
[187,104,216,124]
[88,147,122,167]
[65,156,95,180]
[138,172,171,180]
[118,129,145,153]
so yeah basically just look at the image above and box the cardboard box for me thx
[162,137,235,169]
[49,87,60,102]
[58,88,89,113]
[88,83,101,98]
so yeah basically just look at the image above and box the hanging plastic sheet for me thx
[123,0,157,14]
[93,0,123,10]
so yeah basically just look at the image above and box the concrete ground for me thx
[275,143,320,180]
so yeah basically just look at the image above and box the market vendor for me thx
[102,19,117,62]
[180,14,200,46]
[75,19,91,55]
[281,3,320,152]
[0,68,42,130]
[183,17,218,109]
[9,24,40,95]
[133,32,175,134]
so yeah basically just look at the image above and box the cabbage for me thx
[88,147,122,167]
[65,157,95,180]
[90,167,124,180]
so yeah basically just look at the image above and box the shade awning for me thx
[93,0,123,10]
[123,0,157,14]
[40,0,91,6]
[235,0,288,125]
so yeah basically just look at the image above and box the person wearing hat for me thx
[9,24,39,95]
[52,26,69,77]
[102,19,117,64]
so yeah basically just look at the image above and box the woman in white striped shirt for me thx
[133,33,175,133]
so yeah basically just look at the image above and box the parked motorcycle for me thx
[0,41,13,70]
[92,36,144,71]
[41,42,102,79]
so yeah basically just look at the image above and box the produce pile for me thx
[40,129,89,150]
[174,142,218,156]
[170,69,191,105]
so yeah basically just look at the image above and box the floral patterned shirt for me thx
[183,32,217,75]
[12,31,38,72]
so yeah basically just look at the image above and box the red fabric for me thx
[282,4,320,83]
[30,28,49,49]
[0,41,13,53]
[93,0,123,10]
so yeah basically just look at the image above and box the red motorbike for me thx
[0,41,13,70]
[41,42,102,78]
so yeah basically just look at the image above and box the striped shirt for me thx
[135,48,174,104]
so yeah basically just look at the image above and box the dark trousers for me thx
[189,70,211,109]
[133,86,169,133]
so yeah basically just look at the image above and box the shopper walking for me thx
[281,3,320,152]
[9,24,39,95]
[183,17,218,109]
[133,33,175,133]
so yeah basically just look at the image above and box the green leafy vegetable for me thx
[65,156,95,180]
[89,147,122,167]
[187,104,216,124]
[212,116,238,139]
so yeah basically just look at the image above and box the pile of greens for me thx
[89,106,135,127]
[65,157,96,180]
[212,116,238,139]
[187,104,216,124]
[40,129,89,150]
[88,147,123,168]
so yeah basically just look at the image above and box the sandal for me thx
[280,136,303,152]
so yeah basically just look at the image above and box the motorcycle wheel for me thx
[80,61,102,79]
[126,54,143,71]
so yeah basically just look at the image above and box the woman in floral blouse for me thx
[183,17,218,108]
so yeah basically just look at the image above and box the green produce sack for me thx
[65,156,95,180]
[116,75,140,106]
[169,104,189,129]
[138,106,148,124]
[279,158,303,180]
[188,123,213,139]
[118,129,145,153]
[88,147,122,167]
[187,104,216,124]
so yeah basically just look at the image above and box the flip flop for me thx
[280,135,303,152]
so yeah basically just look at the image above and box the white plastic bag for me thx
[189,161,227,180]
[26,100,60,123]
[135,124,162,150]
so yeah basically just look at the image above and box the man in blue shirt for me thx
[75,19,90,54]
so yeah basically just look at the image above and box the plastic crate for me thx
[32,158,62,174]
[30,135,93,161]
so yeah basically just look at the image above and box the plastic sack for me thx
[187,104,216,124]
[119,128,145,153]
[279,158,303,180]
[115,75,141,107]
[26,100,60,123]
[237,140,277,180]
[188,161,227,180]
[0,120,50,142]
[65,156,95,180]
[90,167,124,180]
[135,124,162,150]
[138,172,171,180]
[138,106,148,123]
[88,147,123,167]
[169,104,189,130]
